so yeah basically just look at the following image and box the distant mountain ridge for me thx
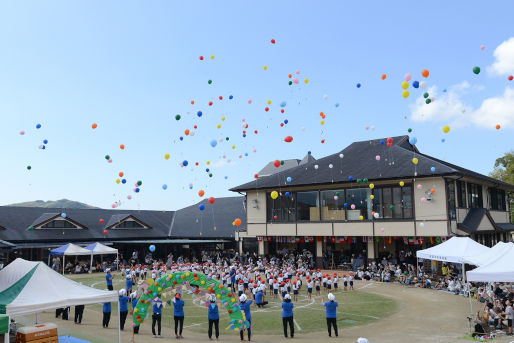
[7,199,99,209]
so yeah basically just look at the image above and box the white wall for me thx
[414,177,447,221]
[416,221,449,236]
[333,222,373,236]
[489,210,509,223]
[297,223,332,236]
[374,221,415,237]
[246,191,266,224]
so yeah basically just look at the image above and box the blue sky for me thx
[0,1,513,210]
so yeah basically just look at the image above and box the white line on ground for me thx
[293,319,302,331]
[183,323,203,329]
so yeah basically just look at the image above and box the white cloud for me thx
[410,83,514,129]
[488,37,514,76]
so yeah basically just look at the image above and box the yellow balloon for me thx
[401,81,409,89]
[217,124,221,129]
[134,309,138,313]
[399,181,405,187]
[359,215,364,220]
[412,157,419,165]
[158,287,162,291]
[116,179,120,184]
[402,90,410,98]
[201,280,205,285]
[264,65,268,70]
[369,183,375,189]
[370,195,375,200]
[267,100,272,105]
[304,78,309,83]
[232,145,236,149]
[271,191,279,199]
[186,272,190,277]
[164,153,170,160]
[217,294,221,298]
[443,125,450,133]
[321,120,325,125]
[206,161,210,165]
[147,279,154,285]
[221,116,226,121]
[210,55,215,59]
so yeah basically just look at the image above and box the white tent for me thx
[416,237,490,264]
[464,241,514,267]
[467,243,514,282]
[0,258,120,343]
[48,243,92,275]
[85,242,119,272]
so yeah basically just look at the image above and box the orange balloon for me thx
[430,188,436,194]
[191,100,195,105]
[120,144,125,150]
[198,190,205,197]
[234,218,242,226]
[185,129,190,136]
[496,124,501,130]
[320,112,324,117]
[92,123,98,129]
[381,74,387,80]
[288,74,292,78]
[119,172,124,177]
[422,69,430,78]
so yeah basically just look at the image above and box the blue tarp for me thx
[49,243,73,256]
[59,335,91,343]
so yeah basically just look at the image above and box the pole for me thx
[62,255,65,275]
[117,297,121,343]
[463,263,473,317]
[116,253,119,271]
[416,257,419,277]
[47,254,50,267]
[35,313,38,324]
[90,253,93,274]
[5,315,9,343]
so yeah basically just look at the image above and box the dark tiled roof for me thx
[169,197,246,239]
[230,135,514,192]
[458,208,489,234]
[497,223,514,232]
[29,213,60,228]
[0,240,15,248]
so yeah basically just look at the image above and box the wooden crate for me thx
[16,323,58,343]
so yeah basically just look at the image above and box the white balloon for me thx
[323,94,328,100]
[314,165,319,170]
[420,81,427,89]
[339,153,344,158]
[329,164,333,169]
[420,222,425,227]
[373,213,380,219]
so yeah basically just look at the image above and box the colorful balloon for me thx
[443,125,450,133]
[92,123,98,129]
[162,184,168,190]
[402,90,410,98]
[198,190,205,197]
[473,66,481,75]
[404,73,412,81]
[412,157,419,165]
[284,136,293,143]
[149,245,155,252]
[421,69,430,78]
[209,197,215,204]
[401,81,409,89]
[234,218,242,226]
[271,191,279,199]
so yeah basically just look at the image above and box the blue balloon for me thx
[179,136,184,141]
[36,124,41,129]
[197,111,203,117]
[122,179,126,184]
[335,103,340,107]
[285,192,290,197]
[41,145,46,150]
[409,137,417,145]
[189,185,193,189]
[380,140,385,145]
[162,184,168,190]
[182,160,188,166]
[229,95,233,99]
[280,101,287,107]
[344,203,348,208]
[443,89,447,93]
[43,139,48,144]
[61,213,67,218]
[441,138,446,143]
[412,81,419,89]
[286,177,292,183]
[356,83,361,88]
[149,245,155,252]
[210,139,217,147]
[135,188,140,193]
[308,151,311,155]
[430,167,436,173]
[224,176,228,179]
[206,168,210,172]
[244,152,248,156]
[348,176,354,181]
[243,133,246,137]
[284,119,288,124]
[199,204,205,211]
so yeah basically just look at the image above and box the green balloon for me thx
[335,192,340,196]
[225,137,229,141]
[408,128,412,133]
[175,114,181,120]
[281,161,285,165]
[27,165,31,170]
[208,80,212,84]
[357,179,362,184]
[288,81,293,85]
[423,92,429,99]
[105,155,110,160]
[425,98,431,104]
[28,226,34,231]
[389,205,395,210]
[473,66,481,75]
[137,180,142,186]
[363,178,368,183]
[209,173,213,177]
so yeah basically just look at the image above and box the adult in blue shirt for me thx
[125,275,134,294]
[230,268,236,292]
[118,289,129,330]
[152,299,163,337]
[322,293,339,337]
[207,294,220,340]
[102,302,111,328]
[173,293,185,339]
[105,269,113,291]
[282,294,294,338]
[255,288,268,308]
[239,294,253,341]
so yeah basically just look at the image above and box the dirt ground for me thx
[14,280,514,343]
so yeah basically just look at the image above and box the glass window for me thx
[114,220,145,229]
[467,183,483,208]
[41,220,78,229]
[457,180,467,208]
[446,181,456,219]
[393,187,402,218]
[297,191,320,221]
[266,192,296,222]
[320,190,345,221]
[489,188,506,211]
[402,186,413,218]
[382,188,392,218]
[345,188,372,220]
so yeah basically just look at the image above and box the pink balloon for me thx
[365,126,370,130]
[293,78,299,84]
[404,73,412,81]
[334,196,339,201]
[420,197,427,203]
[375,155,381,161]
[20,131,25,135]
[351,204,356,210]
[380,228,385,232]
[127,195,132,200]
[417,184,423,190]
[248,99,252,104]
[295,70,300,74]
[480,45,485,51]
[108,159,113,163]
[111,204,116,208]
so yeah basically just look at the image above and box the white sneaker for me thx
[153,335,157,338]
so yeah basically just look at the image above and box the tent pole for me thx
[416,257,419,277]
[117,297,121,343]
[90,253,93,274]
[116,253,119,271]
[463,263,473,318]
[62,255,65,275]
[5,315,9,343]
[47,254,50,267]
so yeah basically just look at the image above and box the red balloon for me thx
[273,160,281,168]
[254,130,258,134]
[321,139,325,144]
[254,174,259,179]
[387,137,393,143]
[208,197,215,204]
[219,96,223,100]
[280,123,284,127]
[103,230,108,235]
[281,109,285,113]
[100,219,104,224]
[509,75,513,81]
[274,215,278,220]
[209,101,213,106]
[271,38,276,44]
[284,136,293,143]
[265,107,269,112]
[199,56,204,60]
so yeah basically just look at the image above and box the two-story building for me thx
[231,135,514,267]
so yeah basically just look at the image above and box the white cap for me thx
[209,294,217,302]
[106,268,111,272]
[357,339,370,343]
[284,294,291,300]
[126,274,132,279]
[328,293,335,301]
[130,291,137,299]
[239,294,247,302]
[119,289,126,296]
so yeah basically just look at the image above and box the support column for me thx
[263,241,269,255]
[258,240,264,257]
[316,237,323,269]
[367,239,375,262]
[238,239,243,256]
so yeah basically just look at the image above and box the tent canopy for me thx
[416,237,490,264]
[0,258,117,317]
[49,243,91,256]
[467,244,514,282]
[85,242,118,255]
[464,242,514,267]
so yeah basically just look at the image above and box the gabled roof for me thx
[30,213,86,229]
[458,208,494,234]
[169,197,246,239]
[230,135,514,192]
[105,214,151,229]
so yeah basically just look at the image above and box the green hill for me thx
[7,199,99,209]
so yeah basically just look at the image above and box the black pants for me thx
[208,319,219,339]
[62,307,70,320]
[256,301,269,307]
[102,312,111,327]
[240,319,251,341]
[283,316,294,338]
[74,305,84,323]
[174,316,184,336]
[326,317,338,337]
[152,314,161,336]
[120,311,128,330]
[133,325,139,334]
[56,308,62,318]
[107,284,113,291]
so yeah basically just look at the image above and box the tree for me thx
[490,150,514,222]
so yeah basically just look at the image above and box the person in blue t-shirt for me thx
[130,292,140,334]
[239,294,253,341]
[105,269,113,291]
[125,275,134,294]
[230,268,236,292]
[255,288,268,308]
[173,293,185,339]
[102,302,111,328]
[322,293,339,337]
[152,299,163,337]
[282,294,295,338]
[118,289,129,330]
[206,294,220,340]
